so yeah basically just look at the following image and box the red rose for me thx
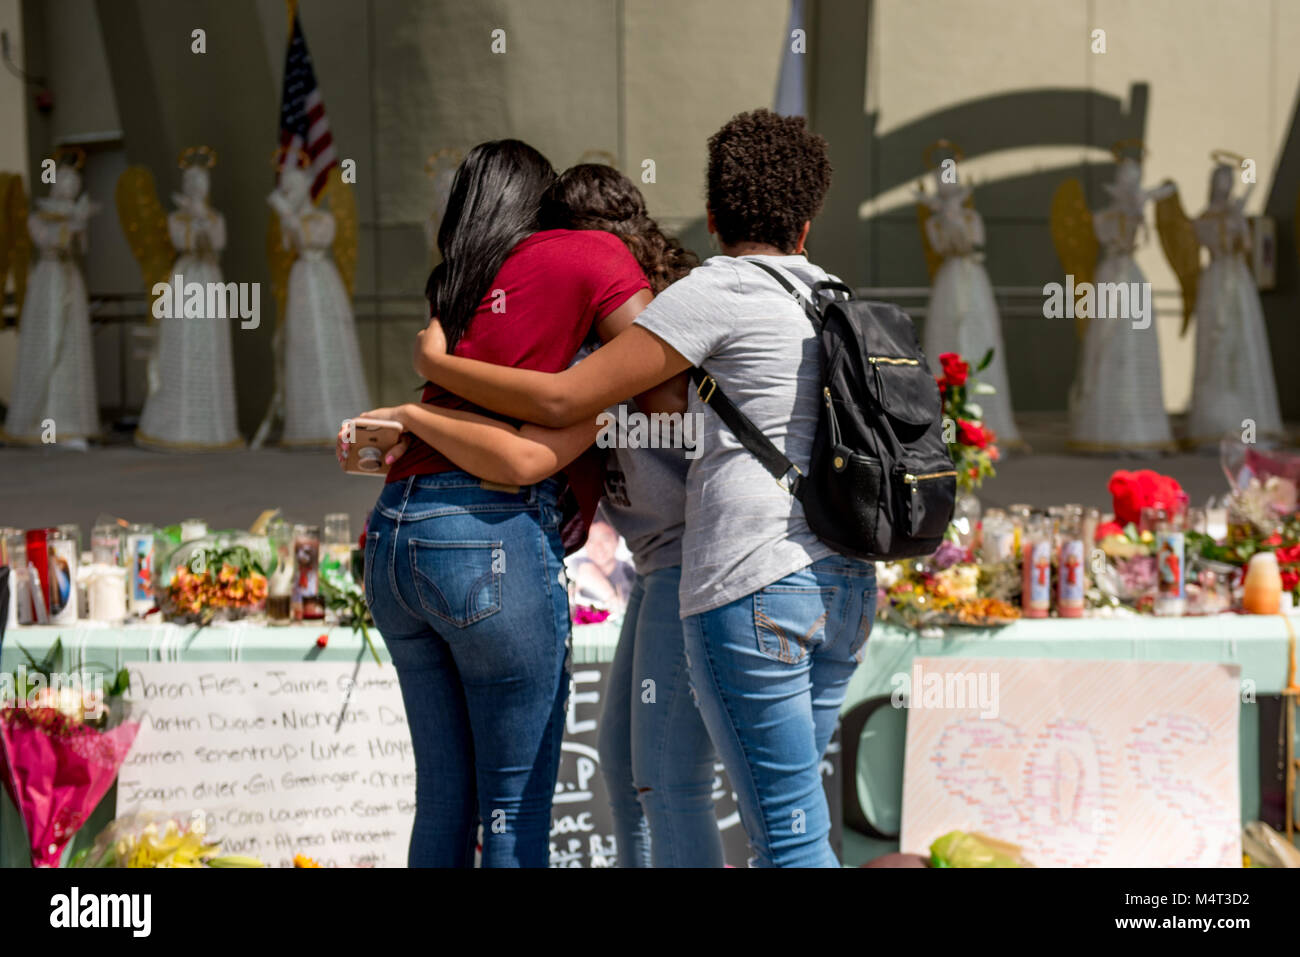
[1264,533,1283,547]
[1107,469,1186,526]
[1275,544,1300,565]
[957,419,990,449]
[1281,570,1299,593]
[1095,521,1124,541]
[939,353,969,388]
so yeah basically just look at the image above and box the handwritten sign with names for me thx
[117,662,414,868]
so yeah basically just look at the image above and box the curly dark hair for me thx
[706,109,832,252]
[540,164,698,293]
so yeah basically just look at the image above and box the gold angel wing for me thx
[916,188,942,281]
[0,173,31,322]
[1154,180,1200,336]
[1049,177,1098,340]
[114,166,175,318]
[321,166,358,298]
[266,203,296,331]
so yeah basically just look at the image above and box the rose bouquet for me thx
[935,351,1000,494]
[0,639,138,867]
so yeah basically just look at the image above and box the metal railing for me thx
[3,284,1187,418]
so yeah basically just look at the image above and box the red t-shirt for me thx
[386,229,650,482]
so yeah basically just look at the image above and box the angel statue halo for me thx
[270,144,312,171]
[1209,149,1245,169]
[922,138,964,171]
[50,144,87,170]
[1110,138,1148,162]
[178,145,218,169]
[576,149,618,168]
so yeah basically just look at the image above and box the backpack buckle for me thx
[695,374,718,404]
[777,463,804,494]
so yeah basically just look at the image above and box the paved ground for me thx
[0,412,1271,539]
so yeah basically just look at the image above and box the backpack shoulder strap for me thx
[742,258,824,330]
[688,366,805,498]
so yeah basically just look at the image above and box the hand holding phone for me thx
[340,416,406,476]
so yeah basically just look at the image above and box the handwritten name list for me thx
[118,662,415,868]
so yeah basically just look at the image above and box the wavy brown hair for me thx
[540,164,698,293]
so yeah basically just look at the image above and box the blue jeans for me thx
[364,472,571,868]
[597,565,724,868]
[682,554,876,868]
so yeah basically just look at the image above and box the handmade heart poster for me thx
[898,657,1241,867]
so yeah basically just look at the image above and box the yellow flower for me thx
[119,821,221,868]
[293,853,322,868]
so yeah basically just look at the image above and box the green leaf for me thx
[975,348,994,372]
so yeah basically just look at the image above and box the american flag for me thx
[277,9,337,199]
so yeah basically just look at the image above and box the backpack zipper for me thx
[903,470,958,485]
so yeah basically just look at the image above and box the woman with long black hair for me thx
[360,140,652,867]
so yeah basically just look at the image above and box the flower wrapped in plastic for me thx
[69,809,263,868]
[0,640,139,867]
[157,533,272,624]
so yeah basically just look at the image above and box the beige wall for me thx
[4,0,1298,427]
[830,0,1300,415]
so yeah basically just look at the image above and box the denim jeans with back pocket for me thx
[364,471,571,867]
[682,554,876,867]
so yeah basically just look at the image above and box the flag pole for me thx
[285,0,298,31]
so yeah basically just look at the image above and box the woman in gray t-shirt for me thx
[415,112,875,868]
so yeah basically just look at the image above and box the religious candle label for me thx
[128,533,153,607]
[1022,541,1051,615]
[1157,530,1184,599]
[1057,539,1085,614]
[117,662,414,867]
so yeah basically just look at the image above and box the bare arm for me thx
[338,403,600,486]
[414,319,692,427]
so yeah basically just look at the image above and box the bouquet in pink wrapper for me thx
[0,639,138,867]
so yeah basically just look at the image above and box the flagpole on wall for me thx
[285,0,299,31]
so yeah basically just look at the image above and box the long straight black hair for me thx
[425,139,556,349]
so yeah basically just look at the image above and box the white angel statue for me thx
[121,147,242,449]
[916,152,1020,446]
[1053,151,1175,453]
[1156,154,1282,448]
[261,159,370,446]
[3,153,99,446]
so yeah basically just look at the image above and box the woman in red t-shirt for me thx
[354,141,651,868]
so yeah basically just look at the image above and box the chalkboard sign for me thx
[554,662,841,867]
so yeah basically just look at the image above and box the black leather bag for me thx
[690,259,955,561]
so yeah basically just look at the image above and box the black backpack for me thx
[689,258,956,561]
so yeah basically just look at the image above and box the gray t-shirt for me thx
[602,409,688,575]
[634,254,835,617]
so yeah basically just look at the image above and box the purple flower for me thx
[932,540,967,571]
